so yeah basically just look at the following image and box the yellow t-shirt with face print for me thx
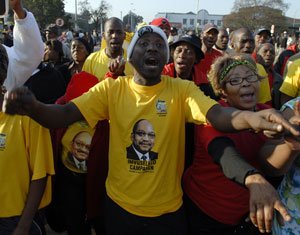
[72,75,217,216]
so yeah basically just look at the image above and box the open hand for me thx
[245,174,291,233]
[250,108,300,137]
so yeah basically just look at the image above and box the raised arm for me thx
[3,0,44,91]
[10,0,26,19]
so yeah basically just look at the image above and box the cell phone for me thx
[0,0,8,18]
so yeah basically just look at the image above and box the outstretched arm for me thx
[206,104,300,136]
[4,86,84,128]
[260,101,300,176]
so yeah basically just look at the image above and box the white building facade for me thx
[155,9,224,32]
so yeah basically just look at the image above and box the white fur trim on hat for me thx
[127,25,170,64]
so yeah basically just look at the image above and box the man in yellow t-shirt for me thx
[4,26,298,235]
[82,17,133,81]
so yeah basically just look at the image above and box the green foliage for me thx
[23,0,68,28]
[231,0,288,13]
[123,11,143,31]
[78,0,111,32]
[224,0,289,32]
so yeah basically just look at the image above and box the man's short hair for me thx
[132,119,146,134]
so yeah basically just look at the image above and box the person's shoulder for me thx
[21,114,49,130]
[162,63,175,76]
[212,48,223,56]
[86,49,104,60]
[126,145,139,160]
[15,11,34,23]
[286,59,300,75]
[287,52,300,63]
[126,145,134,152]
[149,150,158,160]
[161,75,188,87]
[100,75,132,89]
[289,57,300,66]
[114,74,133,83]
[164,75,198,89]
[256,63,268,77]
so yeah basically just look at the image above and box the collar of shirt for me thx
[132,145,150,161]
[73,156,87,170]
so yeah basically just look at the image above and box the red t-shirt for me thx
[194,48,223,84]
[162,63,207,86]
[183,100,268,225]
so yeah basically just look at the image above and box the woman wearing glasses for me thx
[183,53,300,235]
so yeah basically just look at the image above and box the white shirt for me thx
[73,156,87,172]
[132,145,150,161]
[3,11,44,91]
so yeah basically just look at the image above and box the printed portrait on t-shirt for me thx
[126,119,158,162]
[61,121,95,173]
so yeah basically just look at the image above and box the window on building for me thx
[204,19,208,25]
[210,20,214,24]
[217,20,222,26]
[190,19,194,25]
[197,19,202,25]
[183,18,187,25]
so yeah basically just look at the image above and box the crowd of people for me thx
[2,1,300,235]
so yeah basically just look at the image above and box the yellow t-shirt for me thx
[0,113,54,217]
[280,59,300,98]
[283,53,300,78]
[82,48,134,81]
[256,63,272,104]
[72,75,217,217]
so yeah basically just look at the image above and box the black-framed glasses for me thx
[226,75,259,86]
[134,131,155,139]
